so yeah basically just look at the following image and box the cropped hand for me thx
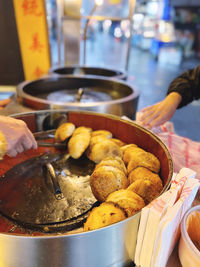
[0,115,37,157]
[137,92,182,129]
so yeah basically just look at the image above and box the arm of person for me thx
[167,64,200,108]
[137,92,182,129]
[0,115,37,157]
[137,65,200,129]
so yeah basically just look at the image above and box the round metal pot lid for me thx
[0,152,96,228]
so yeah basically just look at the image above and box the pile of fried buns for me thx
[55,122,163,231]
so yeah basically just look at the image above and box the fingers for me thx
[0,116,38,157]
[137,100,167,129]
[16,143,24,153]
[138,104,160,124]
[7,142,37,158]
[19,120,38,150]
[139,108,154,122]
[7,149,18,157]
[21,134,37,151]
[7,139,33,157]
[24,128,38,150]
[139,109,160,129]
[6,130,37,157]
[145,115,164,129]
[15,121,38,151]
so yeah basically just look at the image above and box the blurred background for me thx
[1,0,200,140]
[47,0,200,67]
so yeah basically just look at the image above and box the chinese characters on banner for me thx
[13,0,50,80]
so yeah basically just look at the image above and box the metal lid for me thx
[0,153,96,231]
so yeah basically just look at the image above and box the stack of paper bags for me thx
[134,167,200,267]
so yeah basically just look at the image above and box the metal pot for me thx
[49,65,127,80]
[16,76,139,119]
[0,110,173,267]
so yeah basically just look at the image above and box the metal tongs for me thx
[34,130,67,148]
[44,162,65,201]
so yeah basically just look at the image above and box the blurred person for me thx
[0,115,37,158]
[137,65,200,129]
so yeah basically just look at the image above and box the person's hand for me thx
[0,115,37,157]
[136,92,182,129]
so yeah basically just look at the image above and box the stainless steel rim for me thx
[16,75,139,108]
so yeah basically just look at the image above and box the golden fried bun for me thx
[89,135,108,147]
[127,179,161,204]
[127,151,160,174]
[83,202,126,231]
[120,144,138,155]
[90,166,129,202]
[128,167,163,197]
[68,131,91,159]
[106,189,145,217]
[0,130,6,160]
[54,122,75,142]
[110,138,126,147]
[123,146,145,165]
[88,139,122,163]
[72,126,92,136]
[91,130,112,138]
[95,157,127,175]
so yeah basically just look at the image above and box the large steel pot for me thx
[49,65,127,80]
[0,110,173,267]
[16,76,139,119]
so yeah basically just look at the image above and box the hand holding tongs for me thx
[34,130,67,148]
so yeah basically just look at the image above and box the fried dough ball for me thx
[110,138,126,147]
[95,157,127,175]
[127,179,161,204]
[68,131,91,159]
[54,122,75,142]
[123,146,145,165]
[87,139,122,163]
[72,126,92,136]
[128,167,163,199]
[127,151,160,174]
[0,131,6,160]
[91,130,112,138]
[120,144,138,155]
[106,189,145,217]
[89,135,109,147]
[83,202,127,231]
[90,166,129,202]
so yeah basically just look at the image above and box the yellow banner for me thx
[109,0,121,4]
[13,0,51,80]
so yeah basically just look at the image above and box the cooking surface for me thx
[0,152,96,231]
[0,110,173,238]
[46,88,112,103]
